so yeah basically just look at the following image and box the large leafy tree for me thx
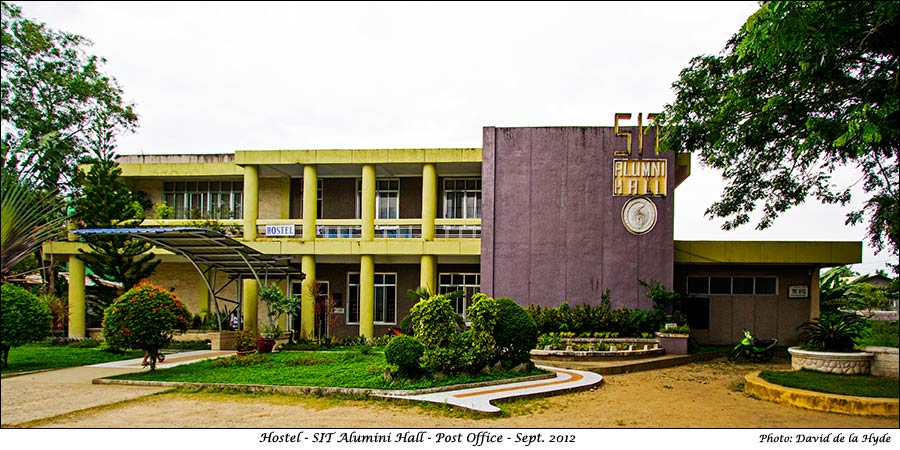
[659,1,898,268]
[1,1,138,289]
[1,1,138,193]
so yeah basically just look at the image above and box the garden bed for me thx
[530,337,664,361]
[758,369,899,398]
[105,350,548,391]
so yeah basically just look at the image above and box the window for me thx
[299,179,324,219]
[346,273,397,324]
[438,273,480,320]
[732,277,754,295]
[686,277,709,295]
[163,181,243,219]
[347,274,360,323]
[755,277,777,295]
[710,277,731,295]
[444,179,482,219]
[685,276,778,296]
[356,179,400,219]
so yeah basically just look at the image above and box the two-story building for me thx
[47,122,861,345]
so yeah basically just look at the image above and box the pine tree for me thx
[73,119,158,323]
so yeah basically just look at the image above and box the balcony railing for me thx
[435,219,481,238]
[144,218,481,239]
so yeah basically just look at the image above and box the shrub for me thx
[408,294,459,349]
[467,293,499,367]
[799,312,869,352]
[422,330,477,374]
[398,314,414,335]
[493,297,538,365]
[858,320,899,348]
[102,282,192,369]
[384,335,425,376]
[258,283,298,338]
[233,329,256,352]
[1,283,52,369]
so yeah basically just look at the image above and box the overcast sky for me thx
[14,1,897,274]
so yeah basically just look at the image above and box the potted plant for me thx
[258,283,300,353]
[233,329,256,355]
[789,311,873,374]
[656,323,690,355]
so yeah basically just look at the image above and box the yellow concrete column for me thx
[67,256,86,338]
[420,254,436,294]
[198,278,210,316]
[422,163,437,241]
[809,267,821,320]
[302,165,318,241]
[361,164,376,241]
[359,255,375,340]
[242,278,259,336]
[301,255,316,339]
[243,165,259,241]
[280,177,291,219]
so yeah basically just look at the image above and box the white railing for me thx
[158,218,485,239]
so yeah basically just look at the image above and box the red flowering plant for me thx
[102,282,191,370]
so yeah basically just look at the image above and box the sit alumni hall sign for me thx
[481,114,688,311]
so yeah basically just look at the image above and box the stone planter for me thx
[656,333,689,355]
[865,346,899,379]
[209,331,236,351]
[788,347,873,374]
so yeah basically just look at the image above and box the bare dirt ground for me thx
[15,355,898,429]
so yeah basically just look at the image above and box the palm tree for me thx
[0,171,68,281]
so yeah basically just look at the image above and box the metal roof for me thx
[71,227,297,279]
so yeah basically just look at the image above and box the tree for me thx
[0,166,67,280]
[2,1,138,293]
[659,1,899,269]
[1,1,138,194]
[73,128,158,324]
[1,283,52,369]
[102,282,191,370]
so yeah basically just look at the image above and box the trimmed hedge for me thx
[1,284,52,368]
[385,335,425,376]
[494,297,538,365]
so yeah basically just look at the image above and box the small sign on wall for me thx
[789,285,809,298]
[265,225,296,237]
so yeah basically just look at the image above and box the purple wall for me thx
[482,127,676,310]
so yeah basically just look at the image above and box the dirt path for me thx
[13,356,897,429]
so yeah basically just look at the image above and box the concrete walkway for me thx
[1,350,235,426]
[90,349,235,369]
[386,366,602,413]
[2,351,604,425]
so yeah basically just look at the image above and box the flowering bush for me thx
[102,282,191,370]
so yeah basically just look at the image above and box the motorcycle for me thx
[727,329,778,362]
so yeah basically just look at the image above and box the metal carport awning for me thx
[72,227,304,331]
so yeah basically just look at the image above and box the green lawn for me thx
[2,343,144,375]
[759,369,899,398]
[109,350,546,390]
